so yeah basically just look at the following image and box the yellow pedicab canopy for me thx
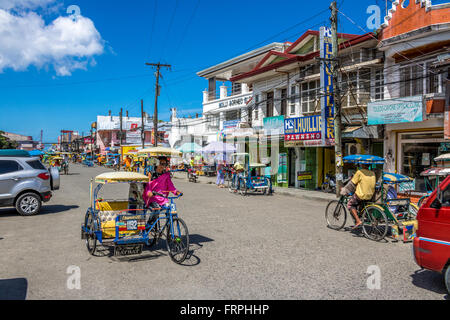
[137,147,182,157]
[95,172,149,184]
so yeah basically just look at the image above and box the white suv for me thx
[0,150,60,216]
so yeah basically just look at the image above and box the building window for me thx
[400,64,423,97]
[226,110,238,121]
[300,80,320,113]
[254,95,259,120]
[231,82,242,96]
[266,92,274,117]
[290,85,297,114]
[374,70,384,101]
[281,88,287,116]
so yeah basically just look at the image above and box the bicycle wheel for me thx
[325,200,347,230]
[85,212,98,255]
[239,178,247,196]
[166,218,189,264]
[362,205,389,241]
[227,177,234,193]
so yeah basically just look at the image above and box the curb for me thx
[173,174,335,203]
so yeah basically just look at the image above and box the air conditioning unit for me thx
[346,143,362,156]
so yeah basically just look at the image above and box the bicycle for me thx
[325,194,389,241]
[144,192,190,264]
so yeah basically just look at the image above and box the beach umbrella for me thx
[203,141,236,154]
[178,142,202,153]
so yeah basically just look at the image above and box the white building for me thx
[170,42,289,149]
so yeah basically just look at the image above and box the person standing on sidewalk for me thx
[216,160,225,188]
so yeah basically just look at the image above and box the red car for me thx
[413,175,450,294]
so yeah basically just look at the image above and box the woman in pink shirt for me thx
[143,157,182,216]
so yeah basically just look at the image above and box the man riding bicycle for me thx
[346,163,376,229]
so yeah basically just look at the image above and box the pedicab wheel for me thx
[85,212,98,255]
[325,200,347,230]
[361,205,389,241]
[239,178,247,196]
[15,192,42,216]
[445,266,450,294]
[166,218,189,264]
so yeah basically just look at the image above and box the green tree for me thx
[0,131,18,149]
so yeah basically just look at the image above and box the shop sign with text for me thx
[368,95,423,125]
[284,116,322,141]
[320,26,335,145]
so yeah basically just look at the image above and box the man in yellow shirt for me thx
[347,163,376,229]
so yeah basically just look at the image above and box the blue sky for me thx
[0,0,447,142]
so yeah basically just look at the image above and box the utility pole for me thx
[146,62,171,147]
[331,1,344,197]
[141,99,145,150]
[119,108,123,146]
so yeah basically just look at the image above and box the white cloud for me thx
[0,1,105,76]
[0,0,55,10]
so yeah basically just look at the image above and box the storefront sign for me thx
[368,95,423,125]
[219,97,252,108]
[285,115,321,141]
[264,116,285,136]
[297,171,313,181]
[277,153,287,183]
[320,26,335,145]
[126,131,141,144]
[223,120,240,129]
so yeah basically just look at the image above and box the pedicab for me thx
[229,153,272,196]
[418,167,450,207]
[325,155,418,242]
[81,171,189,263]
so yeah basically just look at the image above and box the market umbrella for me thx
[203,141,236,154]
[434,153,450,162]
[178,142,202,153]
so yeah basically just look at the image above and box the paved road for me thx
[0,164,448,300]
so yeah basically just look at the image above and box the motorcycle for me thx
[187,167,198,183]
[321,172,336,193]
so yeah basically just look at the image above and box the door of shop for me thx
[288,148,296,187]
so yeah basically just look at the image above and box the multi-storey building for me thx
[373,0,450,194]
[170,42,289,149]
[231,30,385,189]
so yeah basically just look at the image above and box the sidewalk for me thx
[172,172,336,203]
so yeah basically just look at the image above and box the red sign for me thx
[285,133,322,141]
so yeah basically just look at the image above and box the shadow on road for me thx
[410,269,448,299]
[0,278,28,300]
[0,205,79,217]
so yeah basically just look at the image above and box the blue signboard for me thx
[223,120,240,129]
[263,116,285,136]
[284,116,322,141]
[320,26,335,144]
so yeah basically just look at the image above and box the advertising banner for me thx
[284,116,322,141]
[368,95,423,125]
[263,116,285,136]
[320,26,335,145]
[277,153,287,183]
[126,131,141,144]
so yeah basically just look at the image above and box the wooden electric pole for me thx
[119,108,123,146]
[331,1,344,197]
[146,62,171,147]
[141,99,145,149]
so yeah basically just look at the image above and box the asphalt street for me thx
[0,164,448,300]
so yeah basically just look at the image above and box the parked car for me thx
[413,175,450,294]
[0,150,60,216]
